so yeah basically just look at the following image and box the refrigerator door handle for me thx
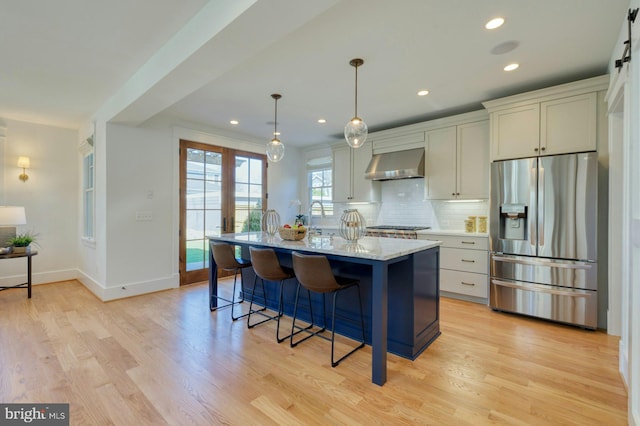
[529,162,537,248]
[538,164,545,247]
[492,254,593,270]
[491,279,592,298]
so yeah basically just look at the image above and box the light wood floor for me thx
[0,279,627,425]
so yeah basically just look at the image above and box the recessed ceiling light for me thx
[485,17,505,30]
[230,120,239,125]
[504,63,519,71]
[417,90,430,96]
[318,119,327,124]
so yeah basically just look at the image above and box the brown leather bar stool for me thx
[248,247,311,343]
[210,241,253,320]
[290,251,366,367]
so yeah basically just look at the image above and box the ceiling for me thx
[0,0,629,147]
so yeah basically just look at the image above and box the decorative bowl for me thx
[278,226,307,241]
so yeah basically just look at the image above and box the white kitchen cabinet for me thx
[484,77,605,161]
[332,143,380,203]
[418,232,489,303]
[425,120,489,200]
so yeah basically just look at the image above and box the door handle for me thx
[223,217,227,232]
[538,164,545,247]
[491,279,592,298]
[491,255,593,269]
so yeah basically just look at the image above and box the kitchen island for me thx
[208,232,441,386]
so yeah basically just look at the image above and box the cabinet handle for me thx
[461,281,476,286]
[534,147,539,152]
[451,192,456,196]
[540,147,546,151]
[461,259,476,263]
[461,241,476,245]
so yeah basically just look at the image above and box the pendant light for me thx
[344,58,368,148]
[266,93,284,162]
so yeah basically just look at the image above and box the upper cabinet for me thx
[332,143,380,203]
[425,120,490,200]
[483,76,608,161]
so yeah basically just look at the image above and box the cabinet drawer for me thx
[441,269,488,298]
[441,247,488,274]
[422,234,488,250]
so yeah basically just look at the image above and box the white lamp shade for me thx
[0,206,26,226]
[17,156,30,168]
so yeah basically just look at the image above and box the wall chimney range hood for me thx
[364,147,425,180]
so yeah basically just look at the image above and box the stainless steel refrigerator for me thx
[489,151,598,329]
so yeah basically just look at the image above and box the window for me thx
[307,156,333,216]
[83,152,94,239]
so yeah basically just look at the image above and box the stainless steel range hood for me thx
[364,147,425,180]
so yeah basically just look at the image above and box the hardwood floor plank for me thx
[0,279,627,425]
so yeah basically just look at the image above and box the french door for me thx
[179,140,267,285]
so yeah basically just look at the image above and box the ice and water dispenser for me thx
[499,204,527,240]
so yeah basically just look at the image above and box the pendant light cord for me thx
[274,96,278,137]
[354,64,358,118]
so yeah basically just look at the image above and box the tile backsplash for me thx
[375,179,488,231]
[311,179,489,231]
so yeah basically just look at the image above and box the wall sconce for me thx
[17,156,30,182]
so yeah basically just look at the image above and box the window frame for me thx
[307,156,333,217]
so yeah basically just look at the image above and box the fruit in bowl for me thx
[278,224,307,240]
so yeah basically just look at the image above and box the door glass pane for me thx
[186,210,204,240]
[249,158,262,183]
[205,210,221,235]
[187,149,205,179]
[187,179,205,209]
[205,180,221,209]
[205,151,222,180]
[186,239,205,271]
[236,157,249,183]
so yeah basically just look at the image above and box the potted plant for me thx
[9,232,37,254]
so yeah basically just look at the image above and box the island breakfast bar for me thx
[208,232,441,386]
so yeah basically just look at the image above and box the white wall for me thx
[0,118,78,286]
[73,115,302,300]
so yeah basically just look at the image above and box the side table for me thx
[0,250,38,298]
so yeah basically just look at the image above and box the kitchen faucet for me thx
[308,201,325,235]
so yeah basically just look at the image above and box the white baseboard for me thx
[620,339,629,389]
[99,274,179,301]
[0,268,77,287]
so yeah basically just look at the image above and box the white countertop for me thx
[416,229,489,238]
[208,232,441,261]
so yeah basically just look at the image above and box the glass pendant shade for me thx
[266,93,284,162]
[344,117,368,148]
[345,58,367,149]
[266,137,285,162]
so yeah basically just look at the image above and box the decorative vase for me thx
[339,209,366,242]
[261,210,280,236]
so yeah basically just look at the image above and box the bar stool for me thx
[210,241,253,320]
[290,251,366,367]
[248,247,311,343]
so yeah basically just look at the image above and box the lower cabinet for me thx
[418,232,489,304]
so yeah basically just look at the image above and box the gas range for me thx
[365,225,431,239]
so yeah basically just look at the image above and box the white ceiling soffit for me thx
[0,0,630,147]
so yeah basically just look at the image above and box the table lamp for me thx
[0,206,27,253]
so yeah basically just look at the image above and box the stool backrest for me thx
[291,252,340,293]
[210,242,240,270]
[250,247,288,281]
